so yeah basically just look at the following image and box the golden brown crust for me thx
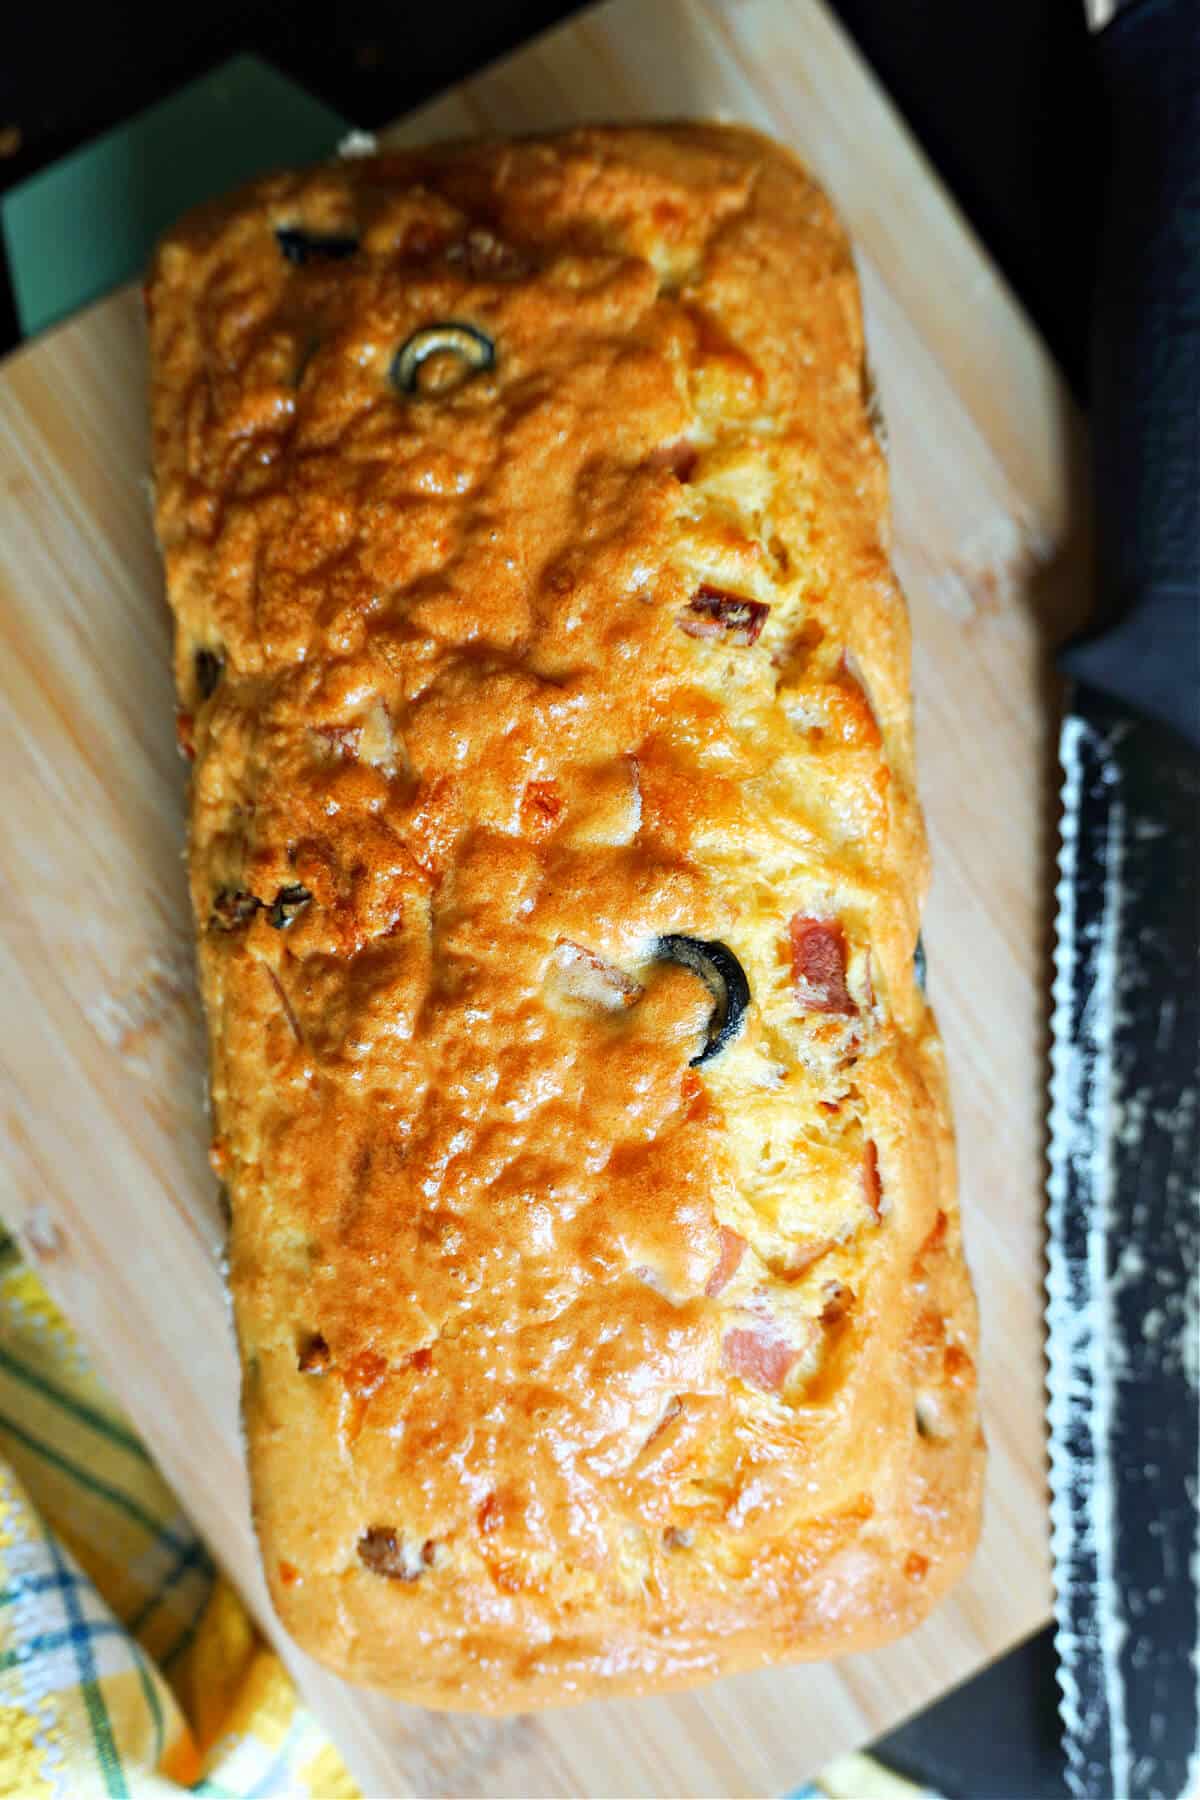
[148,123,983,1711]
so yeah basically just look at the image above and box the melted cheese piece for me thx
[149,124,983,1711]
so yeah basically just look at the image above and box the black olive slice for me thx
[655,934,750,1066]
[914,933,927,994]
[275,227,359,266]
[195,648,223,700]
[269,884,312,929]
[391,322,495,396]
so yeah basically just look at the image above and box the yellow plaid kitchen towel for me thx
[0,1233,357,1799]
[0,1230,927,1800]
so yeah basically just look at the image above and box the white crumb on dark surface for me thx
[338,130,378,159]
[1047,713,1130,1791]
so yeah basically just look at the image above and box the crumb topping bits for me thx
[862,1141,883,1220]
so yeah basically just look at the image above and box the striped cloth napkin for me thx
[0,1234,355,1798]
[0,1231,928,1799]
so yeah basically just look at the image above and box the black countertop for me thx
[0,6,1097,1794]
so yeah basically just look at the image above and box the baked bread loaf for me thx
[147,123,984,1711]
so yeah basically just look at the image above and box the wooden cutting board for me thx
[0,1,1091,1792]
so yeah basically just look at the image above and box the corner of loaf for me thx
[148,120,984,1711]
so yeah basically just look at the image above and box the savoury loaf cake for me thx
[147,123,984,1711]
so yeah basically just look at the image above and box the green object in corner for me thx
[1,54,349,340]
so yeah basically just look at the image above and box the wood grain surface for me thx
[0,1,1090,1792]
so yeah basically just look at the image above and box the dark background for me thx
[0,4,1100,1793]
[0,0,1100,397]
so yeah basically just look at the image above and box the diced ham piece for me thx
[862,1140,883,1219]
[705,1226,747,1297]
[521,778,564,837]
[789,915,856,1015]
[176,711,196,760]
[723,1324,799,1392]
[782,1239,834,1280]
[678,586,770,647]
[680,1069,712,1123]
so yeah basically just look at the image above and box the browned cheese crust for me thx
[147,124,984,1711]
